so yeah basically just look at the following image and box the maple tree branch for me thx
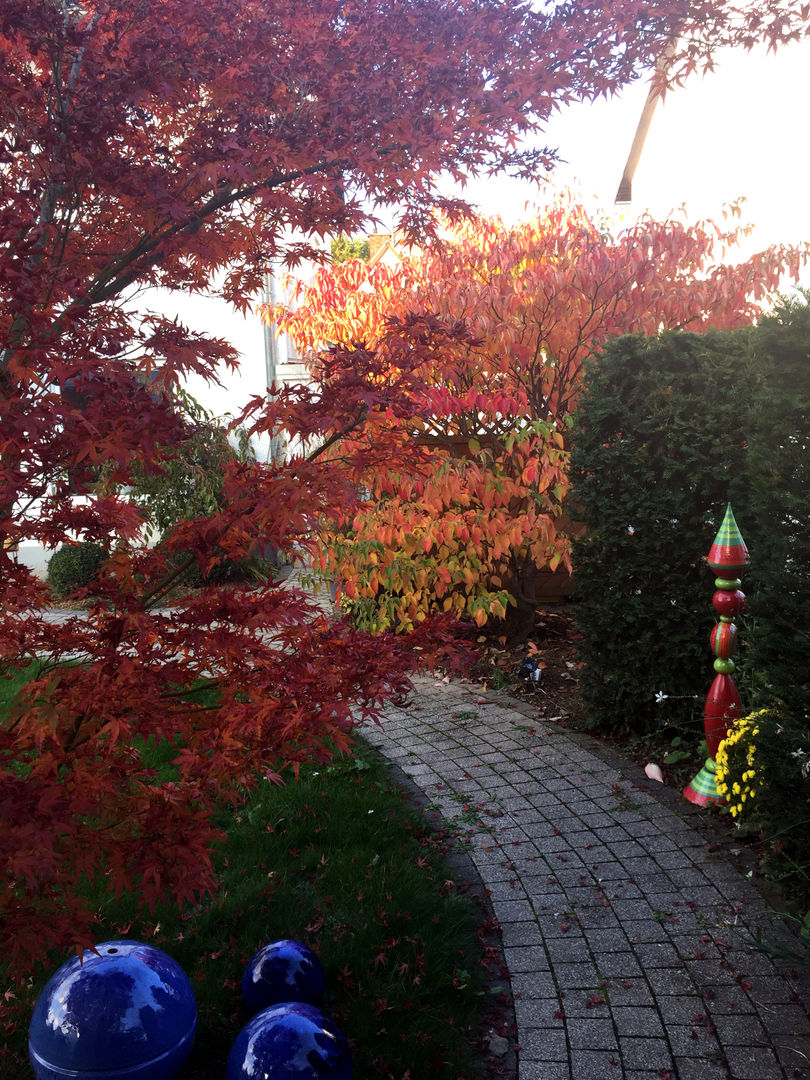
[138,553,198,608]
[305,405,370,464]
[82,156,352,308]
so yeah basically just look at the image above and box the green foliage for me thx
[569,297,810,736]
[46,542,109,599]
[743,294,810,715]
[568,329,752,735]
[117,397,278,587]
[122,402,242,540]
[330,234,370,264]
[162,544,274,589]
[717,707,810,910]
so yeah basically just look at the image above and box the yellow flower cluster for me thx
[716,711,765,818]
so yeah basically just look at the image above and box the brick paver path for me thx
[362,675,810,1080]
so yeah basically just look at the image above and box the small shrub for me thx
[717,708,810,909]
[47,542,109,599]
[164,546,275,589]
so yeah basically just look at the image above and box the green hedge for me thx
[47,542,109,599]
[569,296,810,736]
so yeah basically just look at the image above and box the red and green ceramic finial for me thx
[706,503,749,577]
[684,504,749,807]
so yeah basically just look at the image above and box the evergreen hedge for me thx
[569,296,810,736]
[47,541,109,599]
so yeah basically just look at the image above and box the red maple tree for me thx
[1,0,808,974]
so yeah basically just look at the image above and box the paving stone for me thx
[618,1036,675,1071]
[517,1059,571,1080]
[668,866,718,888]
[604,898,658,922]
[577,812,617,829]
[626,918,671,942]
[701,983,758,1013]
[638,891,685,913]
[500,921,545,947]
[710,1012,769,1045]
[722,946,793,976]
[541,917,586,940]
[552,961,601,988]
[592,951,644,979]
[603,978,657,1007]
[646,966,699,995]
[559,996,611,1020]
[681,884,727,907]
[590,860,631,881]
[634,940,684,968]
[611,1006,664,1037]
[566,1017,617,1050]
[567,1048,623,1078]
[756,1001,810,1035]
[581,928,631,953]
[510,972,558,998]
[531,835,573,854]
[775,1034,810,1074]
[494,897,538,922]
[671,1057,733,1080]
[544,937,591,963]
[722,1045,783,1079]
[594,825,633,843]
[665,1022,722,1056]
[515,995,563,1026]
[504,946,555,974]
[686,958,739,986]
[486,879,529,900]
[606,840,648,860]
[478,860,525,883]
[573,906,622,929]
[747,974,801,1003]
[623,819,662,837]
[516,1024,569,1057]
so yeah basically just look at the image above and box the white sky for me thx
[163,38,810,425]
[469,40,810,258]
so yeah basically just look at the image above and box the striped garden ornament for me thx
[710,621,737,661]
[706,503,749,575]
[684,505,749,807]
[702,672,742,758]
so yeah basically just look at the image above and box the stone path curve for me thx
[361,675,810,1080]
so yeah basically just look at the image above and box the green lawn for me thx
[1,666,502,1079]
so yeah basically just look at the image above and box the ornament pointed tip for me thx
[707,503,748,573]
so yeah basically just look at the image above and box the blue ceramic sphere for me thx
[242,940,325,1014]
[29,939,196,1080]
[227,1002,351,1080]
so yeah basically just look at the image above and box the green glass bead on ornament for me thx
[713,658,735,674]
[714,577,742,590]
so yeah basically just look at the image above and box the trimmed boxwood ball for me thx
[46,541,108,599]
[227,1002,352,1080]
[242,939,325,1014]
[29,940,196,1080]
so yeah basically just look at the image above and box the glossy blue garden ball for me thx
[227,1002,352,1080]
[242,939,325,1014]
[29,940,196,1080]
